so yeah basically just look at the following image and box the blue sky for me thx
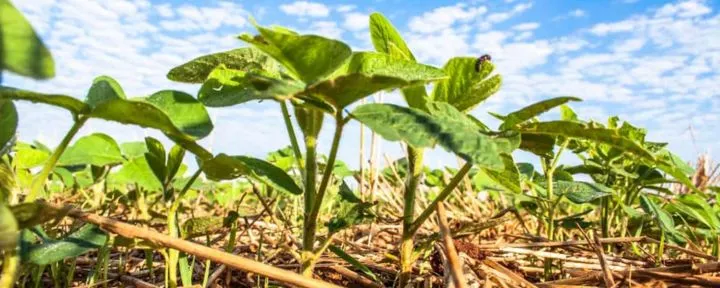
[7,0,720,169]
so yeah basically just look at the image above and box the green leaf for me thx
[352,103,510,169]
[144,137,167,184]
[430,57,502,112]
[0,0,54,79]
[313,52,444,109]
[0,100,17,154]
[88,92,212,159]
[109,157,162,191]
[166,145,186,182]
[656,149,694,176]
[559,104,578,122]
[519,133,555,158]
[144,90,214,139]
[167,47,279,83]
[202,154,302,195]
[553,181,612,204]
[515,121,654,161]
[120,142,148,159]
[198,66,302,107]
[482,154,521,193]
[239,23,352,84]
[339,181,362,204]
[327,202,375,234]
[500,97,582,130]
[0,87,87,115]
[24,224,107,265]
[332,52,444,83]
[667,195,719,231]
[58,133,124,167]
[328,245,379,281]
[369,12,415,61]
[85,76,126,108]
[640,195,685,244]
[426,102,513,168]
[13,144,49,169]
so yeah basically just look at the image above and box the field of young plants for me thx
[1,1,720,287]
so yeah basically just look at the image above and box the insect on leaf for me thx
[431,57,502,113]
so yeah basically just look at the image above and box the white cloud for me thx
[156,4,174,18]
[656,0,712,18]
[309,21,344,39]
[337,5,355,13]
[279,1,330,17]
[408,3,487,33]
[485,2,533,24]
[512,22,540,31]
[159,3,248,31]
[612,37,646,52]
[343,12,369,31]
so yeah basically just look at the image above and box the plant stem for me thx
[167,169,202,288]
[27,117,87,202]
[301,134,318,277]
[281,101,304,175]
[302,114,344,277]
[398,147,424,287]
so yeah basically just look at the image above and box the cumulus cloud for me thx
[408,3,487,33]
[279,1,330,17]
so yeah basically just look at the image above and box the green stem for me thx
[167,169,202,288]
[302,114,344,277]
[301,135,318,277]
[398,147,423,287]
[281,101,304,175]
[308,115,344,230]
[27,117,87,202]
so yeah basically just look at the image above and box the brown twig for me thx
[437,202,468,288]
[41,201,341,288]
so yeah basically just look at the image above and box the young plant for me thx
[141,137,201,288]
[363,13,506,285]
[168,19,446,277]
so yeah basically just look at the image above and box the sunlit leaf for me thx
[239,23,351,84]
[500,97,581,130]
[515,121,655,161]
[553,181,612,204]
[369,13,415,61]
[198,66,303,107]
[168,47,279,83]
[58,133,124,167]
[0,0,54,79]
[431,57,501,112]
[85,76,126,108]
